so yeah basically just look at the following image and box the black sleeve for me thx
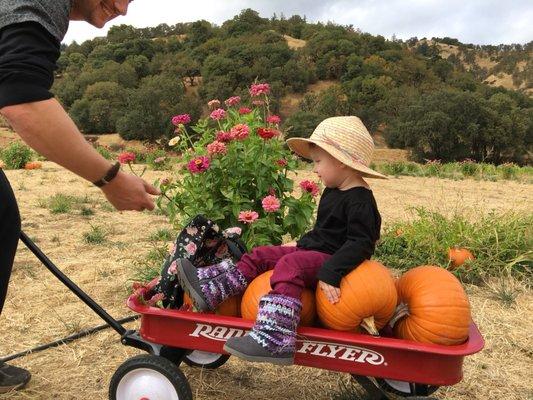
[0,22,60,108]
[316,202,378,287]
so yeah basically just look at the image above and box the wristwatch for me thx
[93,162,121,187]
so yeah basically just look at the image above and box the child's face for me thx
[310,146,344,188]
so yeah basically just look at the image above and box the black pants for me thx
[0,169,20,314]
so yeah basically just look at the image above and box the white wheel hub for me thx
[116,368,180,400]
[186,351,223,365]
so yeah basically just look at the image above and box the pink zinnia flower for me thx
[225,96,241,106]
[230,124,250,140]
[262,195,281,213]
[299,180,320,197]
[249,83,270,97]
[210,108,226,120]
[267,115,281,125]
[187,156,210,174]
[276,159,287,167]
[239,107,252,115]
[118,152,135,164]
[171,114,191,125]
[238,210,259,224]
[206,140,227,156]
[147,293,165,307]
[257,127,279,140]
[208,99,221,109]
[252,100,264,107]
[216,130,234,143]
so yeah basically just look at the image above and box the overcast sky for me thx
[64,0,533,45]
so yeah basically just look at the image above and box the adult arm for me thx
[1,99,159,211]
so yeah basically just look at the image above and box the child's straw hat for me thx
[286,116,387,179]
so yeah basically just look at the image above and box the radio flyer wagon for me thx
[20,232,484,400]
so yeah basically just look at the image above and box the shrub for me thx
[375,208,532,284]
[158,82,318,249]
[0,142,33,169]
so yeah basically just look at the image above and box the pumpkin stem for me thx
[388,302,410,328]
[361,316,379,336]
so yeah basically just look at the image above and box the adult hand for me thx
[319,280,341,304]
[101,171,160,211]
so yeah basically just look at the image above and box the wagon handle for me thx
[20,231,127,336]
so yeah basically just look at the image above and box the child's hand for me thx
[318,281,340,304]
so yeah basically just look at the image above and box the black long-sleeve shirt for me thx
[297,186,381,287]
[0,21,60,108]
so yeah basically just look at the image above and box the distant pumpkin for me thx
[448,247,474,270]
[24,161,42,170]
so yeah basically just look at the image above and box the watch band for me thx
[93,162,121,187]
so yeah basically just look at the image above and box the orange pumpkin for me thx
[392,265,471,345]
[24,161,42,170]
[316,260,397,335]
[448,247,474,270]
[183,293,241,317]
[241,270,316,326]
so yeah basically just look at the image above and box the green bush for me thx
[0,142,33,169]
[375,208,532,284]
[158,82,318,249]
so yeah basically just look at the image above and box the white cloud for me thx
[63,0,533,45]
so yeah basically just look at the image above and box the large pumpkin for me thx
[241,270,316,326]
[184,293,241,317]
[316,260,397,335]
[392,265,471,345]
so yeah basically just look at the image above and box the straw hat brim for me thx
[286,137,388,179]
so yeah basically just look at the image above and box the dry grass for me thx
[1,162,532,399]
[283,35,307,50]
[280,80,338,117]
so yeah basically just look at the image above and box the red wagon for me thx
[17,232,484,400]
[107,294,484,400]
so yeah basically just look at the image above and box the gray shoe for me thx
[176,258,248,312]
[176,258,210,311]
[0,362,31,393]
[223,334,294,366]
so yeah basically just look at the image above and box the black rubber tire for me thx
[183,351,230,369]
[109,354,192,400]
[351,375,439,399]
[375,378,439,397]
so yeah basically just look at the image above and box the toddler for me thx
[177,115,386,365]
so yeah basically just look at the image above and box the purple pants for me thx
[236,245,331,299]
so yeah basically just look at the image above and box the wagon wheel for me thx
[109,354,192,400]
[351,375,438,399]
[376,378,439,398]
[183,350,230,369]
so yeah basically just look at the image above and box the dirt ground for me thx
[0,162,532,399]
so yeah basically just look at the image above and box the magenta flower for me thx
[208,99,221,109]
[299,180,320,197]
[187,156,210,174]
[210,108,226,121]
[216,130,234,143]
[171,114,191,126]
[276,159,288,167]
[257,127,279,140]
[225,96,241,106]
[252,100,264,107]
[230,124,250,140]
[262,195,281,213]
[249,83,270,97]
[206,140,227,156]
[267,115,281,125]
[239,107,252,115]
[118,152,135,164]
[238,210,259,224]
